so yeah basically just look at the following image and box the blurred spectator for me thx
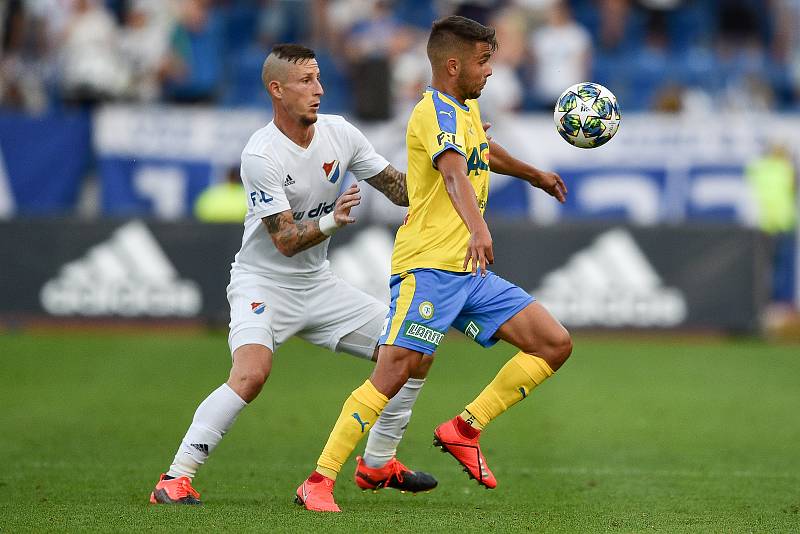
[194,166,247,223]
[258,0,315,45]
[512,0,557,18]
[450,0,497,25]
[527,0,590,110]
[160,0,224,104]
[0,0,798,115]
[637,0,681,8]
[0,1,49,112]
[118,0,175,102]
[746,143,797,305]
[714,40,775,111]
[718,0,763,44]
[392,39,431,113]
[628,11,673,109]
[597,0,633,52]
[478,6,525,117]
[59,0,129,106]
[652,83,684,112]
[343,0,413,120]
[772,0,800,107]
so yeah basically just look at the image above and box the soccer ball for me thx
[554,82,621,148]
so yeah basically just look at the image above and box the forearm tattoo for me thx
[366,165,409,206]
[263,211,327,255]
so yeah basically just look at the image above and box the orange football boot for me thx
[295,472,341,512]
[433,416,497,489]
[354,456,438,493]
[149,473,201,504]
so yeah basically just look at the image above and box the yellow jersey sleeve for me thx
[411,91,469,168]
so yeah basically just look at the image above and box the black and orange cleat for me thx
[354,456,438,493]
[433,416,497,489]
[149,473,202,505]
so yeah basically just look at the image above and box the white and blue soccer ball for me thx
[553,82,621,149]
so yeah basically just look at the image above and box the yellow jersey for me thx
[391,87,491,274]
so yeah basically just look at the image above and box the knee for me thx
[389,358,416,392]
[228,366,269,402]
[372,348,422,397]
[542,329,572,371]
[521,327,572,371]
[409,355,434,379]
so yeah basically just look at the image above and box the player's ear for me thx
[446,57,459,77]
[268,80,282,99]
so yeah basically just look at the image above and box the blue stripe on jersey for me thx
[432,90,458,134]
[431,143,467,168]
[430,86,470,112]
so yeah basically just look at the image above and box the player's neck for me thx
[273,112,315,149]
[430,78,466,105]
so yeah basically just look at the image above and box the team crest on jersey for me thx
[322,160,340,183]
[251,302,266,315]
[418,301,434,319]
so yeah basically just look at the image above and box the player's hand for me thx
[531,170,568,203]
[482,122,492,141]
[463,225,494,277]
[334,184,361,226]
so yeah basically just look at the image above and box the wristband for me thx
[319,213,340,236]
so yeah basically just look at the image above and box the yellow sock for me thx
[315,379,388,480]
[461,352,554,430]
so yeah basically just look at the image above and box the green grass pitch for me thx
[1,331,798,532]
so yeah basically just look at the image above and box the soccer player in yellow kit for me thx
[296,16,572,512]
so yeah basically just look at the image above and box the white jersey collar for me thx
[268,121,319,157]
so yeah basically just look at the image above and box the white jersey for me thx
[231,114,389,288]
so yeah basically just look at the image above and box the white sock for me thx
[363,377,425,468]
[166,383,247,479]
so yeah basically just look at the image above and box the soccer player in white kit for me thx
[149,44,436,505]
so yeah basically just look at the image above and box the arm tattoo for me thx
[263,211,327,256]
[366,165,408,206]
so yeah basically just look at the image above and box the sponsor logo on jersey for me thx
[418,301,434,319]
[292,200,335,221]
[467,142,489,175]
[322,159,340,183]
[39,221,202,317]
[402,321,444,346]
[464,320,481,339]
[249,189,273,206]
[436,131,460,148]
[532,229,688,328]
[251,302,266,314]
[283,174,295,186]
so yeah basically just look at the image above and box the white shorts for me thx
[227,270,387,359]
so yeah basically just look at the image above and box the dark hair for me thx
[270,43,316,63]
[427,16,497,63]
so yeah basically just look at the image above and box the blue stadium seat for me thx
[222,46,269,107]
[222,3,260,53]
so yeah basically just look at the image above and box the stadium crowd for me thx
[1,0,799,118]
